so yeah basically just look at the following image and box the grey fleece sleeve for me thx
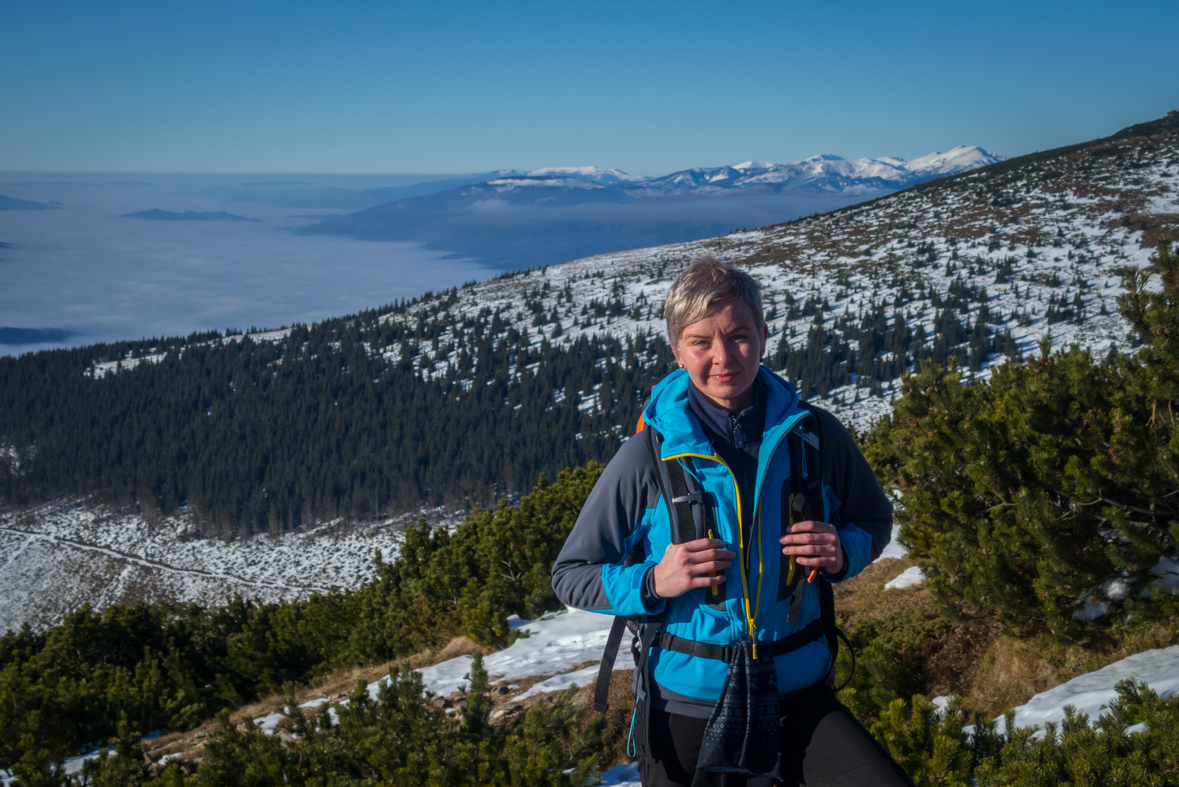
[811,405,894,562]
[552,430,664,614]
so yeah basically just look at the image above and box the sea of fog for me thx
[0,173,497,356]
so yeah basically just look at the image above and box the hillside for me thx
[0,501,416,632]
[1,110,1177,632]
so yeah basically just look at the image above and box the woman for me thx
[552,256,912,786]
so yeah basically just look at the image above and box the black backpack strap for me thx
[629,615,663,761]
[653,620,824,662]
[595,426,692,713]
[817,575,856,691]
[779,410,823,602]
[649,428,701,545]
[785,403,855,690]
[651,426,723,609]
[593,618,627,712]
[817,575,838,667]
[593,537,647,713]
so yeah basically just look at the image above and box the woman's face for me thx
[672,300,768,412]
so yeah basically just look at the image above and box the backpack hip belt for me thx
[652,619,824,663]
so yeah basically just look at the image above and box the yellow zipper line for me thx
[665,452,758,657]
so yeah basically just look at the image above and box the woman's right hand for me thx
[652,538,735,599]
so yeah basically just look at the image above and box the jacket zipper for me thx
[663,412,813,658]
[664,452,758,655]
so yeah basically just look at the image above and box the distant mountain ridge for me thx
[302,146,1003,268]
[492,146,1003,195]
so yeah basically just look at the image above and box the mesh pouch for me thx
[695,640,782,779]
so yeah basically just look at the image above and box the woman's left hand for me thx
[779,520,845,576]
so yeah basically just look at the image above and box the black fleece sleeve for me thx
[551,430,663,613]
[810,405,894,562]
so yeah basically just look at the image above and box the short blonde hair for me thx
[664,254,764,344]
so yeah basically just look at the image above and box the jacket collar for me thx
[644,366,801,460]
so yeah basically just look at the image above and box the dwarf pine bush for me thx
[862,239,1179,639]
[871,681,1179,786]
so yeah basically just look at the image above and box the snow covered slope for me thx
[0,501,437,632]
[995,645,1179,735]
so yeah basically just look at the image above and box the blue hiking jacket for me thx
[552,366,893,707]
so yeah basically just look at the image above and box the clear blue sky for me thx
[3,0,1177,175]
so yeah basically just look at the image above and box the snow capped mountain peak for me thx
[523,166,641,185]
[732,160,775,171]
[904,146,1006,175]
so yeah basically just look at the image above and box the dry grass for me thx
[964,616,1179,717]
[833,558,998,701]
[964,635,1104,717]
[833,556,930,626]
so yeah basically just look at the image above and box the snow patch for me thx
[995,645,1179,735]
[1150,555,1179,592]
[515,665,601,700]
[874,523,906,561]
[885,565,926,590]
[416,607,626,698]
[600,761,642,786]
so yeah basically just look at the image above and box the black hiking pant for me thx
[640,682,914,787]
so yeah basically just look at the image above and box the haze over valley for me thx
[0,173,498,356]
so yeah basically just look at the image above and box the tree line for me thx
[0,292,669,538]
[3,257,1041,536]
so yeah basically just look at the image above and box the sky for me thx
[3,0,1178,176]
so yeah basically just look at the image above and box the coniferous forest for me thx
[0,296,672,539]
[1,264,1025,539]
